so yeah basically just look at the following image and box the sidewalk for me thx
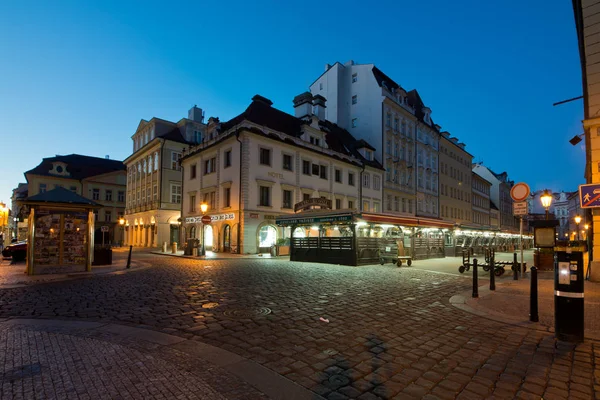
[0,252,150,289]
[0,318,317,400]
[450,271,600,341]
[152,249,290,261]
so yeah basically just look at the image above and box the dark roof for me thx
[490,200,499,210]
[407,89,439,131]
[371,66,403,91]
[355,139,376,151]
[207,95,383,170]
[159,127,188,144]
[25,154,125,181]
[25,186,101,206]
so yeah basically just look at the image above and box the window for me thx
[190,164,197,179]
[224,150,232,168]
[171,183,181,204]
[335,169,342,183]
[283,154,293,171]
[92,188,100,200]
[363,201,370,212]
[153,185,158,200]
[259,148,271,166]
[171,152,182,170]
[352,118,358,128]
[348,172,355,186]
[319,165,328,180]
[312,163,320,176]
[204,157,216,174]
[373,202,380,213]
[190,195,196,212]
[303,193,310,201]
[352,73,357,83]
[105,190,112,201]
[259,186,271,206]
[282,190,292,209]
[352,95,357,105]
[39,183,47,193]
[302,160,310,175]
[336,199,342,209]
[348,200,354,209]
[373,176,381,191]
[105,211,112,222]
[394,118,399,132]
[365,150,373,161]
[386,113,391,127]
[154,153,159,171]
[319,82,323,90]
[363,173,370,188]
[222,187,230,208]
[118,191,125,202]
[309,136,320,146]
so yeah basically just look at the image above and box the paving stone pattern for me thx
[0,257,598,399]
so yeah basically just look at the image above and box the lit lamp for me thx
[575,215,582,241]
[119,218,125,247]
[200,202,208,256]
[540,190,553,220]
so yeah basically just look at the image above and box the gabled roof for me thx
[371,66,403,92]
[407,89,439,131]
[318,120,384,170]
[25,154,125,181]
[24,186,101,206]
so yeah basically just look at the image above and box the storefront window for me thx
[259,225,277,248]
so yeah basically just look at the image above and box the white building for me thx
[472,163,518,232]
[123,106,208,248]
[180,94,384,254]
[309,61,441,219]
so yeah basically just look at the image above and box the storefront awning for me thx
[360,213,455,229]
[275,211,355,226]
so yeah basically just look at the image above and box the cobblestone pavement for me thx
[0,255,598,399]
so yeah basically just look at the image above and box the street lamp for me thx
[119,218,125,247]
[200,202,208,256]
[540,190,553,220]
[575,215,582,241]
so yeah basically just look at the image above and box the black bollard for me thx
[490,252,496,291]
[472,258,479,298]
[530,266,539,322]
[513,252,518,281]
[126,245,132,269]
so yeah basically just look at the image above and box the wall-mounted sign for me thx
[268,172,284,179]
[185,213,235,224]
[294,197,332,212]
[249,213,259,219]
[276,214,353,226]
[264,215,276,220]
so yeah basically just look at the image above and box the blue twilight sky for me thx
[0,0,584,206]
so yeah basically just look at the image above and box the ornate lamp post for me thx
[575,215,582,241]
[200,202,208,256]
[540,190,553,220]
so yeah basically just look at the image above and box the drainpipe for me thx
[235,129,243,254]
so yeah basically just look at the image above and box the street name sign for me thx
[579,183,600,208]
[513,201,528,216]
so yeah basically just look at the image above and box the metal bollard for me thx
[490,252,496,291]
[126,245,132,269]
[513,252,518,280]
[472,258,479,298]
[530,266,539,322]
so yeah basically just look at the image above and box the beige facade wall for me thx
[471,172,491,228]
[439,135,473,225]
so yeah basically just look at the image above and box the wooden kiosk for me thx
[22,187,101,275]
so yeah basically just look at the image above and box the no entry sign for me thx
[511,182,530,202]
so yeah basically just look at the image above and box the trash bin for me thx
[171,242,177,254]
[92,247,113,265]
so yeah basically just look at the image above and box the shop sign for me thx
[294,198,332,212]
[264,215,277,220]
[185,213,235,224]
[276,214,353,226]
[268,172,284,179]
[249,213,259,219]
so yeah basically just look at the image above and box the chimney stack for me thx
[188,105,204,123]
[312,95,327,120]
[293,92,313,119]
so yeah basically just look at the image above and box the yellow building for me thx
[24,154,126,245]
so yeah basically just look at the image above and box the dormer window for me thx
[310,136,320,146]
[365,150,373,161]
[50,162,69,176]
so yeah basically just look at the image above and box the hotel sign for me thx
[294,198,332,212]
[185,213,235,224]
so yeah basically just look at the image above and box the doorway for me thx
[204,225,214,251]
[258,225,277,253]
[223,225,231,252]
[170,224,179,245]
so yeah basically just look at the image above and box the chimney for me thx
[105,155,110,159]
[188,105,204,123]
[325,63,331,71]
[251,94,273,106]
[313,95,327,120]
[293,92,313,119]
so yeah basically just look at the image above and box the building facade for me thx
[440,132,473,225]
[471,172,492,228]
[24,154,126,244]
[309,61,443,219]
[10,183,28,240]
[123,106,208,248]
[180,95,384,254]
[472,163,518,233]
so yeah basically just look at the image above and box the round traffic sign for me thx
[510,182,530,202]
[201,215,212,224]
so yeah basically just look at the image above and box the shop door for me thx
[223,225,231,252]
